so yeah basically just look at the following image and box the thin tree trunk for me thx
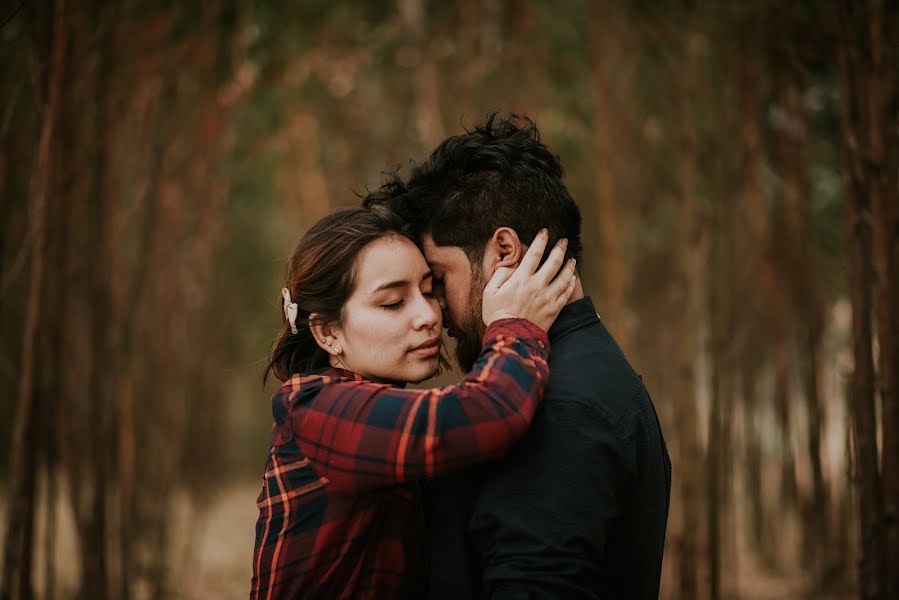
[506,0,538,116]
[867,3,899,598]
[738,47,776,570]
[672,21,712,599]
[775,67,831,581]
[0,2,67,598]
[43,323,59,600]
[774,342,799,511]
[114,18,176,597]
[399,0,444,152]
[719,196,738,597]
[81,6,118,593]
[590,1,627,349]
[836,1,887,596]
[801,329,829,575]
[706,178,725,600]
[707,309,721,600]
[740,370,770,566]
[675,60,702,599]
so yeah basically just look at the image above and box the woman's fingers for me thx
[515,228,549,277]
[560,266,578,304]
[547,258,577,299]
[486,265,516,291]
[534,238,569,285]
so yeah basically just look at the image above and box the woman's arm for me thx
[280,318,549,493]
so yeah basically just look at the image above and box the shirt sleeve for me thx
[285,318,550,493]
[468,399,633,599]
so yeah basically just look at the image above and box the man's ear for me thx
[309,314,342,356]
[486,227,523,270]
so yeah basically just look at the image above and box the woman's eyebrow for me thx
[370,272,432,295]
[371,280,410,294]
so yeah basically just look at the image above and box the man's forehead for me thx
[420,234,463,265]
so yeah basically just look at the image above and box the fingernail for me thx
[541,228,548,236]
[561,238,568,247]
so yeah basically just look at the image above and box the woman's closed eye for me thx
[381,300,404,310]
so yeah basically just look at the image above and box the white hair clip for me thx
[281,287,298,334]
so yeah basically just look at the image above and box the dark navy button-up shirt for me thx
[425,297,672,599]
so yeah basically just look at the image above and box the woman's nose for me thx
[414,294,440,329]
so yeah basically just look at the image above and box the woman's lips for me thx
[410,338,440,358]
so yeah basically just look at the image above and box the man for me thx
[365,114,671,599]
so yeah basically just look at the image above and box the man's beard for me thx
[453,270,487,372]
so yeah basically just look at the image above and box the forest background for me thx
[1,1,897,599]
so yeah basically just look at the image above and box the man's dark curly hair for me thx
[364,113,583,267]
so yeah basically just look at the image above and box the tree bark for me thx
[79,6,121,596]
[866,3,899,598]
[738,47,776,570]
[706,154,727,600]
[0,1,67,598]
[707,275,721,600]
[399,0,444,152]
[675,43,702,597]
[836,1,887,597]
[774,66,831,581]
[590,1,627,350]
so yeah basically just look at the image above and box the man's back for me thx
[426,297,671,599]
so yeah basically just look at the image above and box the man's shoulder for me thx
[545,322,651,431]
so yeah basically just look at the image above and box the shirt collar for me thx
[314,366,406,387]
[315,366,365,381]
[547,296,601,342]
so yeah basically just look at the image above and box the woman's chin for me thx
[405,359,440,384]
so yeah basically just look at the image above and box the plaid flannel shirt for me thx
[250,318,550,600]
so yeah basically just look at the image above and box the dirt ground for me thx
[1,481,260,599]
[2,481,853,599]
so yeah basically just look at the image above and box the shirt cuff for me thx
[483,318,550,352]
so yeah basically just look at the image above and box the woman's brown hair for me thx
[264,207,410,383]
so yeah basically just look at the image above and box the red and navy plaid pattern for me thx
[250,318,549,599]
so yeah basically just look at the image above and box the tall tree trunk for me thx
[80,6,120,594]
[0,2,67,598]
[775,67,831,581]
[675,47,702,597]
[114,15,176,596]
[706,173,726,600]
[800,329,829,576]
[590,1,627,350]
[42,202,64,600]
[740,370,771,566]
[737,47,776,570]
[866,2,899,598]
[399,0,444,152]
[505,0,538,116]
[719,207,738,596]
[836,1,887,597]
[707,287,721,600]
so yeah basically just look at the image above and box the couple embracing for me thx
[250,114,671,600]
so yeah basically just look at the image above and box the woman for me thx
[251,208,576,599]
